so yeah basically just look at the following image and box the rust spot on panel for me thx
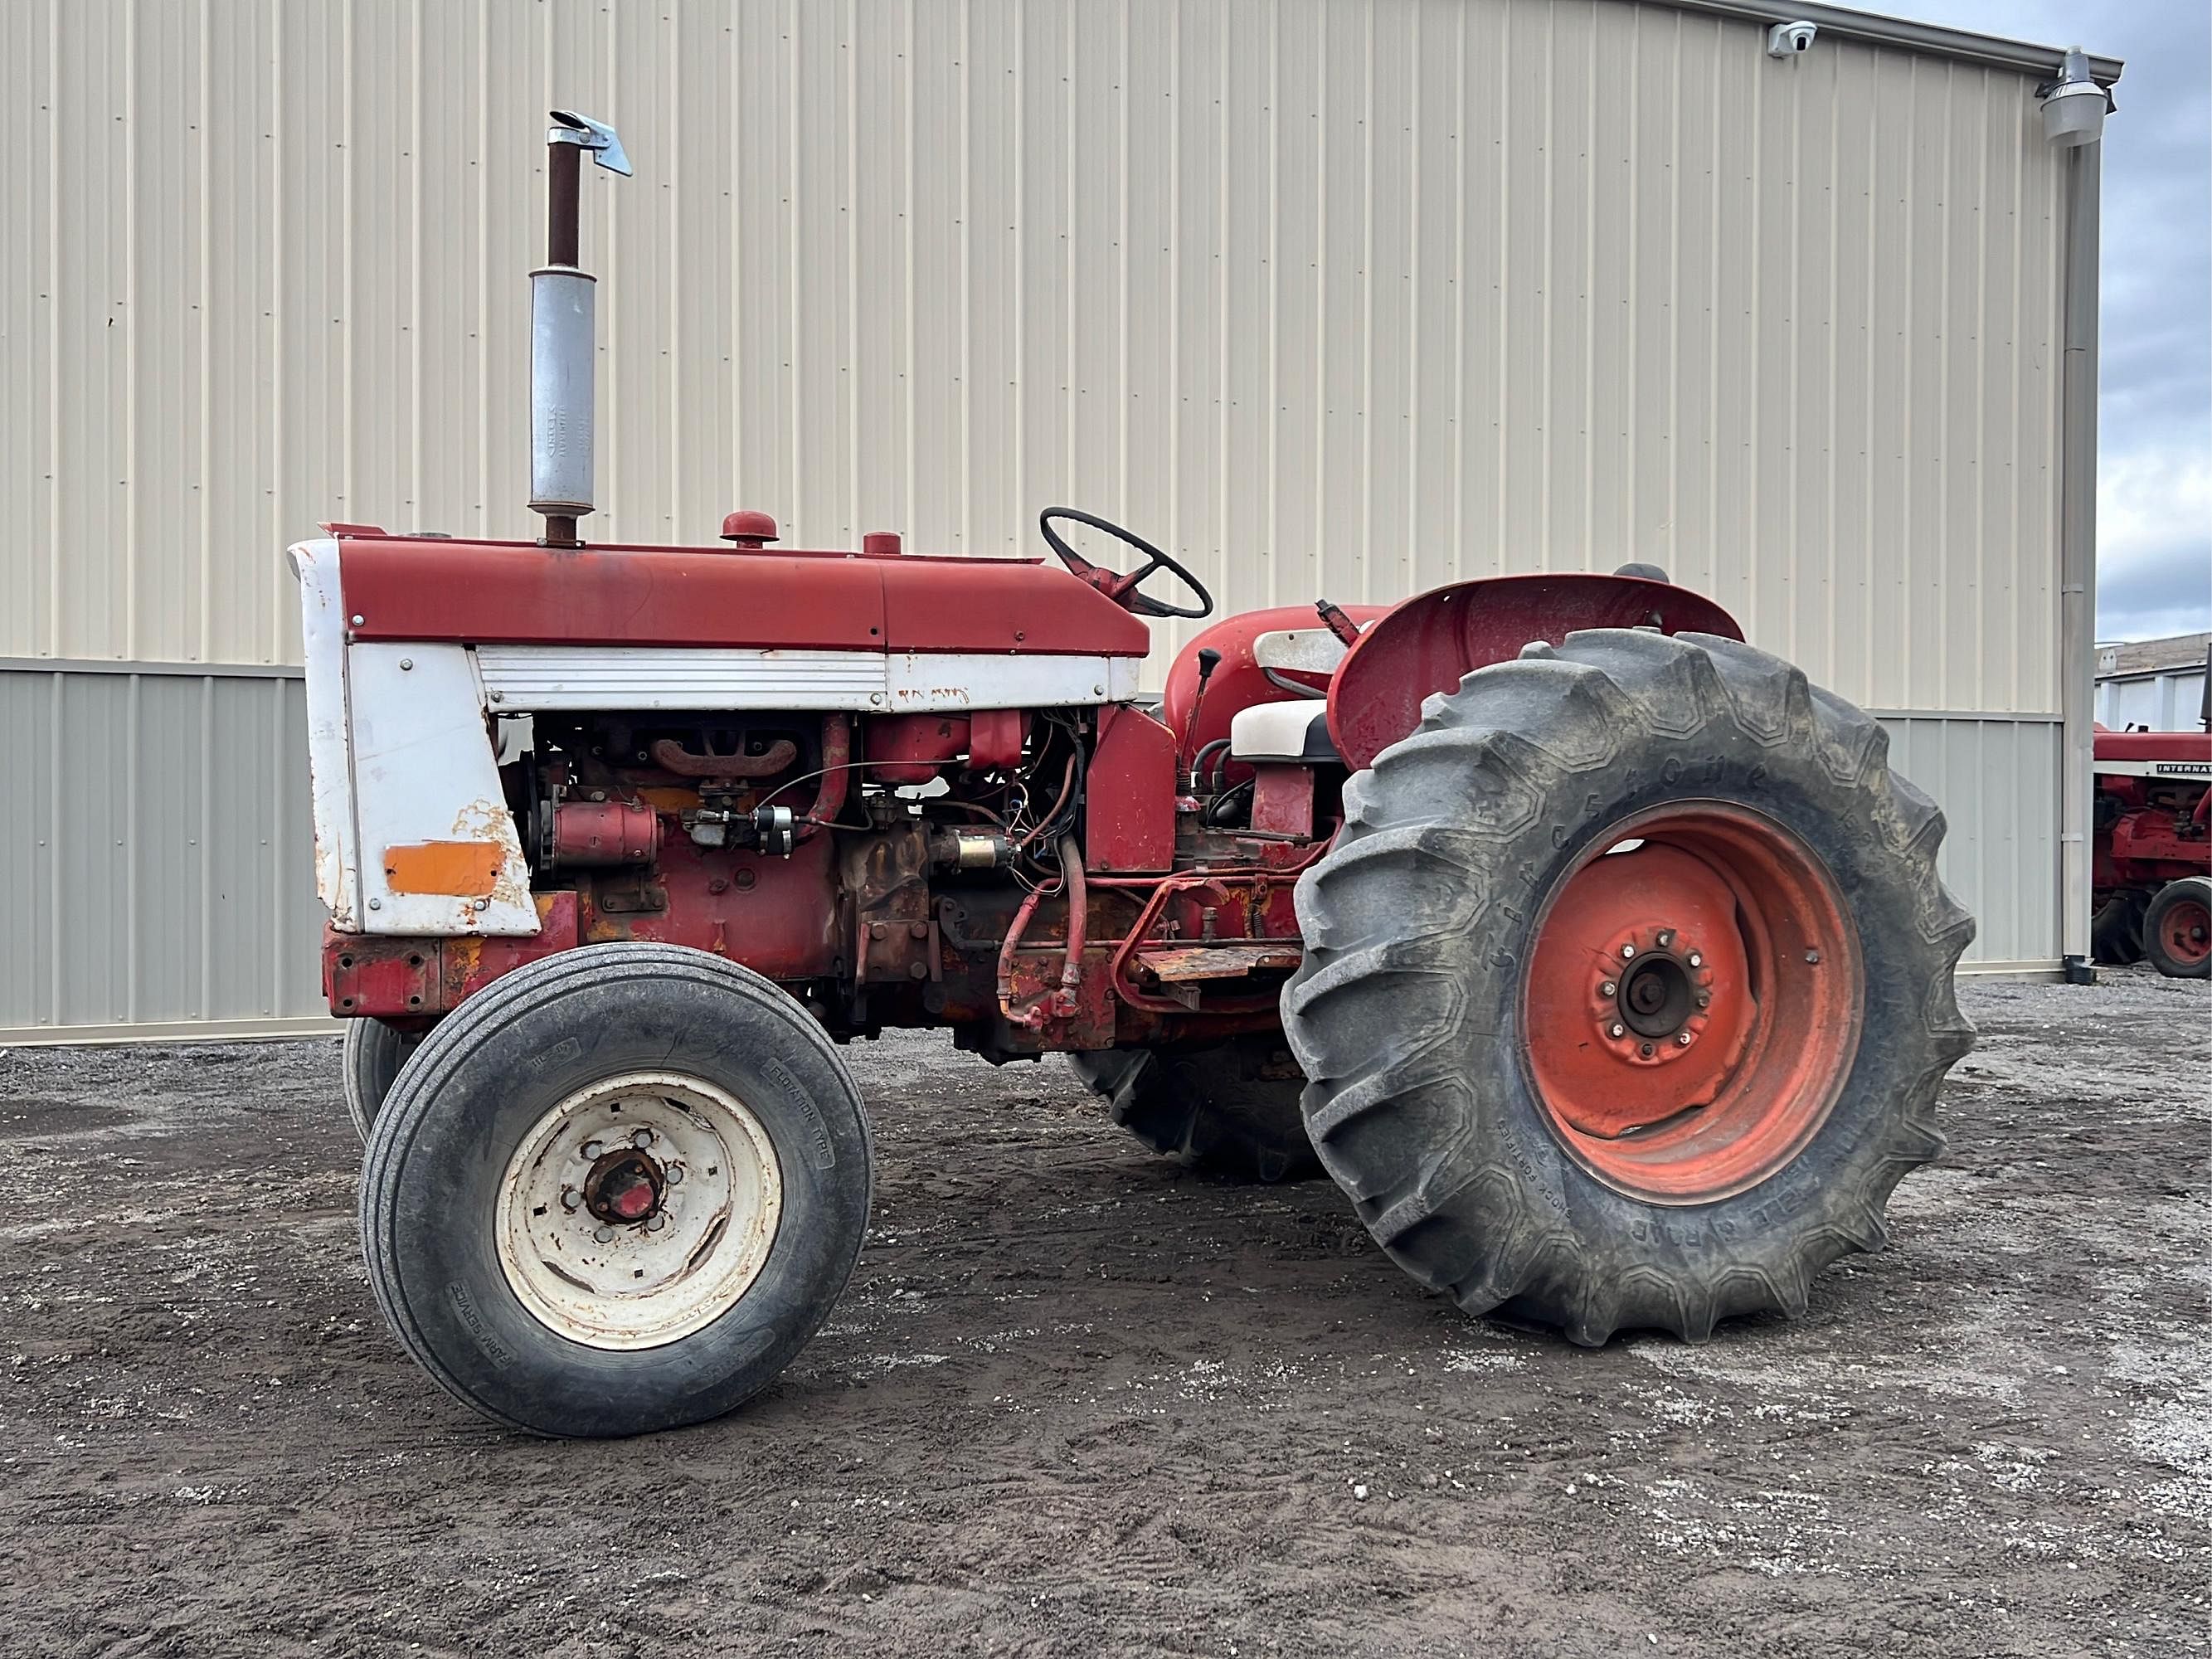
[384,840,504,897]
[1133,942,1303,983]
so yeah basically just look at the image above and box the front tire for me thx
[1070,1038,1320,1183]
[2091,890,2149,967]
[1283,630,1976,1345]
[342,1019,420,1142]
[360,943,873,1437]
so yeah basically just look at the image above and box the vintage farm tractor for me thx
[2088,721,2212,977]
[296,116,1975,1437]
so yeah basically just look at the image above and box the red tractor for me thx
[2090,725,2212,977]
[301,117,1974,1437]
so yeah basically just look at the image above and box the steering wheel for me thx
[1038,508,1214,620]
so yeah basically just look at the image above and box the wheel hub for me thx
[1606,937,1710,1052]
[583,1146,665,1224]
[2162,896,2210,966]
[1524,805,1864,1204]
[495,1072,784,1350]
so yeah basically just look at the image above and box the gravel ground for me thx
[0,968,2205,1657]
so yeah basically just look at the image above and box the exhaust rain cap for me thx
[549,109,632,175]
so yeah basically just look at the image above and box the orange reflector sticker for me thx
[383,840,503,897]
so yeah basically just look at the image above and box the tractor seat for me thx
[1228,700,1340,766]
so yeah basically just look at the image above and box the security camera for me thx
[1767,21,1818,57]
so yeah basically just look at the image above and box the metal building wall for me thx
[2097,670,2209,732]
[0,664,323,1039]
[1879,715,2059,975]
[0,0,2078,1039]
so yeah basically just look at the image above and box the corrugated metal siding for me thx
[2097,669,2208,733]
[2,0,2067,713]
[0,0,2069,1039]
[1879,714,2059,971]
[0,681,2054,1043]
[0,669,327,1035]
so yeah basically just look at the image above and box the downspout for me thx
[2056,127,2103,985]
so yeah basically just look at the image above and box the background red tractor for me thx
[301,116,1975,1438]
[2088,721,2212,977]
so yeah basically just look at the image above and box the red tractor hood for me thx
[2093,728,2212,766]
[331,532,1155,658]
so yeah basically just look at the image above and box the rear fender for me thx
[1325,574,1743,771]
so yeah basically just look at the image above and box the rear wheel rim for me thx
[495,1071,784,1350]
[2162,896,2211,966]
[1522,803,1864,1204]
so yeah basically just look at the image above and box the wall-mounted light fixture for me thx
[2039,49,2111,147]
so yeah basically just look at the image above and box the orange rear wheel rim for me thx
[1522,803,1864,1204]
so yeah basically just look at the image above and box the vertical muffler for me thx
[531,111,630,547]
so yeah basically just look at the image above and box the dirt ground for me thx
[0,970,2205,1658]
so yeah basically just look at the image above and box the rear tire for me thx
[360,943,873,1437]
[1070,1038,1320,1183]
[1283,630,1976,1345]
[2091,890,2149,967]
[342,1019,420,1142]
[2142,877,2212,978]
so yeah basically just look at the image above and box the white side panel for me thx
[288,538,358,929]
[1252,628,1353,675]
[346,643,538,937]
[474,645,1137,713]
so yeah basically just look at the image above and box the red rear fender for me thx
[1326,574,1744,771]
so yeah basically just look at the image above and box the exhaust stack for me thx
[531,111,630,547]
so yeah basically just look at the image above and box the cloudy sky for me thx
[1919,0,2211,641]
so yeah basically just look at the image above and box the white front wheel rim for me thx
[496,1071,785,1350]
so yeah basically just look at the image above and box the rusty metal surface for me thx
[547,800,661,868]
[648,736,797,779]
[1133,942,1303,984]
[323,892,582,1019]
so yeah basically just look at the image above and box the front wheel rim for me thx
[496,1071,785,1350]
[1522,803,1865,1204]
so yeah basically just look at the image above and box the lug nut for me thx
[1686,952,1703,968]
[1600,980,1617,997]
[561,1190,582,1211]
[593,1226,615,1243]
[646,1214,668,1233]
[631,1129,653,1150]
[1655,929,1675,948]
[1638,1042,1655,1058]
[1676,1032,1694,1047]
[1621,943,1636,959]
[581,1141,604,1160]
[666,1165,684,1186]
[1609,1023,1626,1039]
[1695,992,1711,1009]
